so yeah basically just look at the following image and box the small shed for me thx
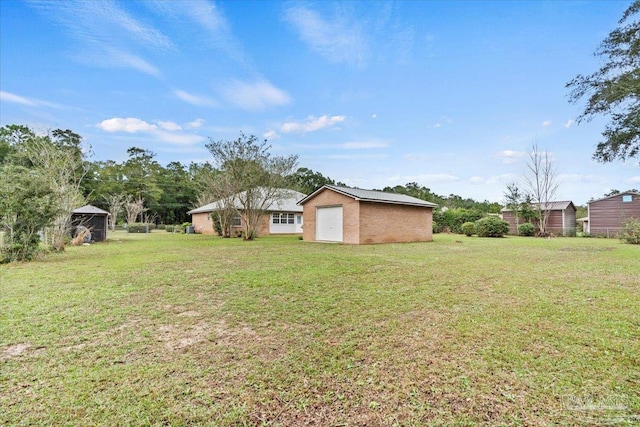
[587,191,640,237]
[297,185,437,244]
[71,204,110,242]
[502,201,576,236]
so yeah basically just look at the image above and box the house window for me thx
[622,195,632,202]
[232,216,241,227]
[272,213,295,224]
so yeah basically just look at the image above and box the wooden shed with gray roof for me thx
[71,204,110,242]
[297,185,438,244]
[502,200,576,236]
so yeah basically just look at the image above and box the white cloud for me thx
[469,176,485,184]
[263,129,279,140]
[283,6,367,66]
[29,1,171,76]
[565,119,575,128]
[628,176,640,184]
[174,89,218,107]
[99,117,157,133]
[542,120,552,127]
[186,118,205,129]
[157,121,182,131]
[340,140,387,149]
[1,91,37,106]
[155,131,205,145]
[281,115,345,133]
[371,113,377,119]
[221,79,291,111]
[0,91,61,108]
[98,117,203,145]
[485,174,519,185]
[146,0,246,64]
[496,150,527,165]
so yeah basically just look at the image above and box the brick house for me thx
[502,201,576,236]
[187,189,305,236]
[586,191,640,237]
[297,185,437,244]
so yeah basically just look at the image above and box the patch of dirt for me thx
[177,310,201,317]
[1,343,31,360]
[156,321,211,351]
[1,343,46,360]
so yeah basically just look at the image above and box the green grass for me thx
[1,231,639,426]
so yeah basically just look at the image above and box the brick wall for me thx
[301,189,360,243]
[192,212,215,234]
[192,211,291,237]
[359,201,432,244]
[301,188,433,244]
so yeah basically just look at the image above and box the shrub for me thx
[619,217,640,244]
[518,223,535,236]
[165,225,174,232]
[127,223,151,233]
[475,216,509,237]
[461,222,475,236]
[432,221,440,234]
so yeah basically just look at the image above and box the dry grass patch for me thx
[1,231,639,426]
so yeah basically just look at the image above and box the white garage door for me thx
[316,206,343,242]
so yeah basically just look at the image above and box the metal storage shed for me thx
[71,204,110,242]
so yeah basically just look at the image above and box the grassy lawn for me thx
[1,231,639,426]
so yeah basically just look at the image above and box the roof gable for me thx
[502,200,575,212]
[587,191,640,204]
[72,204,110,215]
[298,185,438,208]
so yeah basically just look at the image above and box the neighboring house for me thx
[187,189,306,236]
[586,191,640,237]
[502,201,576,236]
[297,185,437,244]
[71,204,110,242]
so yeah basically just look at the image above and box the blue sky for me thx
[1,0,638,205]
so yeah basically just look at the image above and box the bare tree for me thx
[525,142,559,236]
[125,197,147,224]
[26,132,87,251]
[205,133,298,240]
[103,194,126,230]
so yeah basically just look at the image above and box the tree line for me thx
[1,124,513,259]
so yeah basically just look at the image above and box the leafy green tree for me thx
[287,167,335,194]
[567,1,640,163]
[156,161,197,224]
[504,182,525,234]
[205,133,298,240]
[121,147,163,218]
[0,165,59,262]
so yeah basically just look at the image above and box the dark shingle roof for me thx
[298,185,438,208]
